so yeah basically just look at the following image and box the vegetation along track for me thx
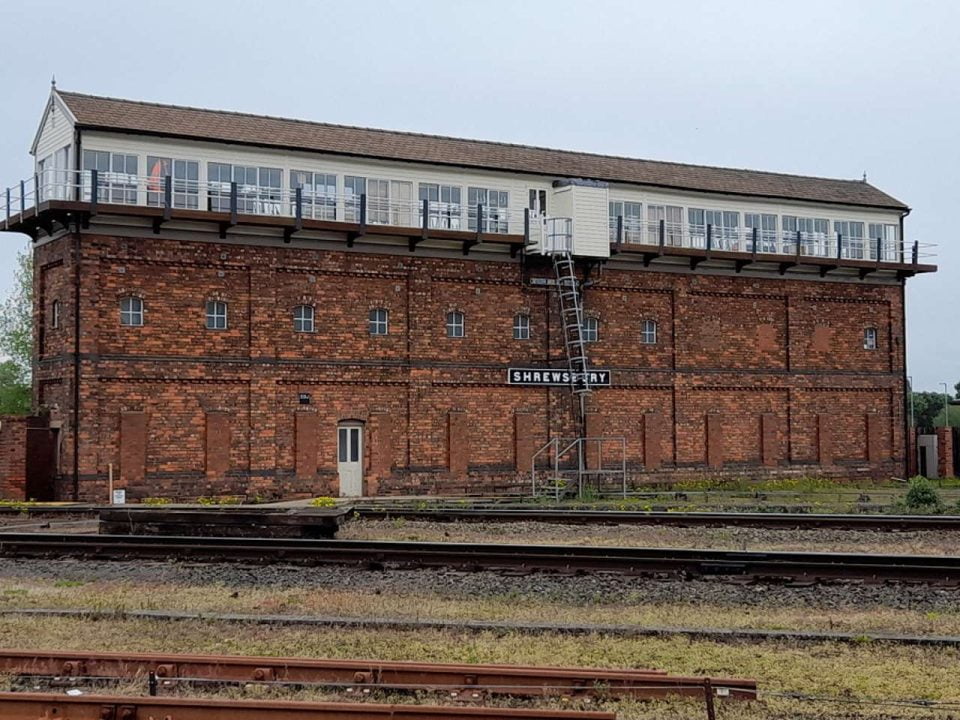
[352,507,960,530]
[0,533,958,584]
[0,648,757,700]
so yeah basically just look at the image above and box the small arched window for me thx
[51,300,61,330]
[863,327,878,350]
[513,313,530,340]
[446,311,465,338]
[205,300,228,330]
[369,308,389,335]
[293,304,315,333]
[119,296,144,327]
[582,316,599,343]
[641,319,658,345]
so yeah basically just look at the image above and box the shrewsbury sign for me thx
[507,368,612,387]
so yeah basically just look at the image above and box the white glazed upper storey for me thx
[27,92,909,260]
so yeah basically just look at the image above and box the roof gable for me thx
[31,89,76,156]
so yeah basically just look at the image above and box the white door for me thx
[337,424,363,497]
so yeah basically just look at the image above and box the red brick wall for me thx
[32,232,909,500]
[937,427,955,479]
[0,416,28,499]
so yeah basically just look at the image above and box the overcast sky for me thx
[0,0,955,390]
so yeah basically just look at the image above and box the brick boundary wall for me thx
[937,427,955,479]
[0,416,29,500]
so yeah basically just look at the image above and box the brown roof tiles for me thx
[57,91,908,211]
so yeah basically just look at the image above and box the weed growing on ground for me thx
[902,477,944,513]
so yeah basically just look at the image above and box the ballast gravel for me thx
[0,557,956,613]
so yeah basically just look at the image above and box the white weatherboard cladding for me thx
[72,129,906,249]
[550,185,574,218]
[33,95,75,169]
[570,184,610,257]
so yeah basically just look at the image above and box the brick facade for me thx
[0,416,28,499]
[31,231,908,501]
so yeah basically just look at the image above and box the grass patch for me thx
[0,616,955,718]
[1,578,958,637]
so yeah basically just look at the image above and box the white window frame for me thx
[293,304,315,333]
[208,163,282,215]
[609,201,642,243]
[528,189,547,216]
[513,313,530,340]
[83,150,138,205]
[582,317,599,343]
[835,220,866,260]
[369,308,389,336]
[446,311,465,338]
[368,178,413,226]
[291,170,338,220]
[647,205,684,246]
[783,215,830,256]
[744,213,778,253]
[419,183,462,229]
[51,300,61,329]
[205,300,228,330]
[864,327,878,350]
[868,223,899,262]
[119,296,144,327]
[467,187,509,233]
[641,319,657,345]
[147,156,200,209]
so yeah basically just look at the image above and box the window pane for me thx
[350,428,360,462]
[338,428,347,462]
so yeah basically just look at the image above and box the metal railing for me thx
[2,170,530,236]
[2,170,937,265]
[531,436,627,500]
[608,216,935,263]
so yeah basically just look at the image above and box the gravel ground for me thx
[0,557,956,613]
[340,518,960,555]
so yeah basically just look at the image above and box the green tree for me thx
[0,245,32,415]
[911,391,944,430]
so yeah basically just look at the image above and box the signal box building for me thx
[0,87,936,501]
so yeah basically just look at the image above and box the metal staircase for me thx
[528,217,626,499]
[544,218,592,426]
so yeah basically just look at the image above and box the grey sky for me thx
[0,0,955,390]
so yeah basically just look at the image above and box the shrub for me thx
[309,496,337,508]
[904,476,943,512]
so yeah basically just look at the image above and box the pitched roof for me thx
[56,91,908,211]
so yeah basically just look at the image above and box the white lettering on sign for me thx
[506,368,612,387]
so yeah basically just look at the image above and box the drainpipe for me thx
[71,127,82,500]
[899,208,911,477]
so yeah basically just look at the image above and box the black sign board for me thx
[507,368,612,387]
[298,392,312,405]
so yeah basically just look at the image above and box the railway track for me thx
[352,506,960,531]
[0,648,757,700]
[0,532,957,584]
[5,504,960,533]
[0,693,616,720]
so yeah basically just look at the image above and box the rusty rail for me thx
[0,649,757,700]
[0,692,616,720]
[0,532,957,584]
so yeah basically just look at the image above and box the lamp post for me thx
[908,375,915,428]
[941,382,951,428]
